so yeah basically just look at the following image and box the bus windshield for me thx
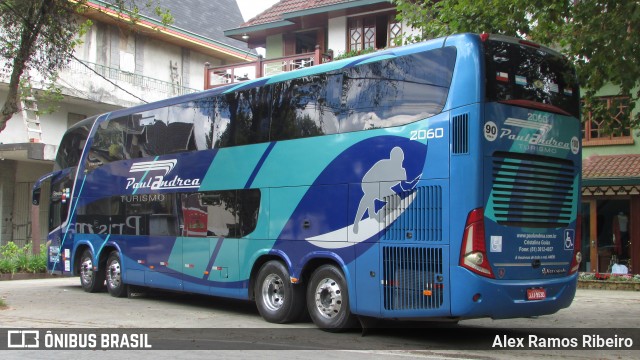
[484,38,580,118]
[54,117,94,171]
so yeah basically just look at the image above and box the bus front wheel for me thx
[306,264,358,332]
[105,251,127,298]
[79,249,105,293]
[254,260,305,323]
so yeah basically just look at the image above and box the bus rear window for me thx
[484,40,580,118]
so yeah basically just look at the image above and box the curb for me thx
[0,273,58,281]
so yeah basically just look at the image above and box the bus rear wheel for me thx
[106,251,127,298]
[254,260,305,323]
[306,264,358,332]
[79,249,105,293]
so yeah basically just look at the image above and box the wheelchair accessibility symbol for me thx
[564,229,575,251]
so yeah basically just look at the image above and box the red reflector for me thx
[480,33,490,42]
[519,39,541,48]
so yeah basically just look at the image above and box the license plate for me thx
[527,288,546,301]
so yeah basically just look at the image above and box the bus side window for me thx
[179,189,261,238]
[166,104,196,153]
[271,72,341,141]
[340,47,456,133]
[86,119,124,170]
[216,87,271,148]
[192,97,215,150]
[200,190,237,237]
[237,189,260,237]
[212,96,231,148]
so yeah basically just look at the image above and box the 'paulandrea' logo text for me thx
[126,159,201,191]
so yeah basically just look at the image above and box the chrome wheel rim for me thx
[313,277,342,319]
[261,274,285,312]
[106,259,121,289]
[80,256,94,285]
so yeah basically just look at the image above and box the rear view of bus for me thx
[450,34,581,319]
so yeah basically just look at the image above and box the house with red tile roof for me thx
[580,84,640,274]
[205,0,417,87]
[226,0,410,58]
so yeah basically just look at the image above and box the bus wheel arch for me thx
[252,257,306,323]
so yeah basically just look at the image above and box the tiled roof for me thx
[582,154,640,179]
[242,0,350,27]
[139,0,251,51]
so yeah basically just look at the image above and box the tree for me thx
[0,0,173,134]
[393,0,640,130]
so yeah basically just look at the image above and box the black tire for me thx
[79,249,105,293]
[254,261,306,323]
[105,251,127,298]
[306,264,358,332]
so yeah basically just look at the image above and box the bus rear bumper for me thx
[450,268,578,319]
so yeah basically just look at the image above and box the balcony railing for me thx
[205,45,333,89]
[63,58,200,98]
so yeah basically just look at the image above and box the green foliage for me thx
[0,0,173,132]
[0,242,48,274]
[392,0,640,130]
[579,272,640,282]
[334,47,377,61]
[0,242,20,258]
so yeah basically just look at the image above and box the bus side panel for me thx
[353,243,380,316]
[377,178,451,318]
[129,235,183,292]
[443,34,483,111]
[379,245,450,318]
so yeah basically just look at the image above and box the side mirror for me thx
[32,188,41,205]
[32,170,61,206]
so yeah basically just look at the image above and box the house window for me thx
[348,14,401,52]
[582,96,634,146]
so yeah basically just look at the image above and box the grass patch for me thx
[0,297,8,310]
[0,242,47,274]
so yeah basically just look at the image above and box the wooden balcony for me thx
[204,45,333,89]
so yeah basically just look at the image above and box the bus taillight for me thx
[460,208,495,278]
[569,213,582,275]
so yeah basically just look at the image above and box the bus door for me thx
[138,192,183,291]
[33,168,75,274]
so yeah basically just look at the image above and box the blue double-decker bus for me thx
[34,33,582,331]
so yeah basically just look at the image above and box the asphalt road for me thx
[1,277,639,359]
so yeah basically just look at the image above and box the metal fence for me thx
[64,59,200,98]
